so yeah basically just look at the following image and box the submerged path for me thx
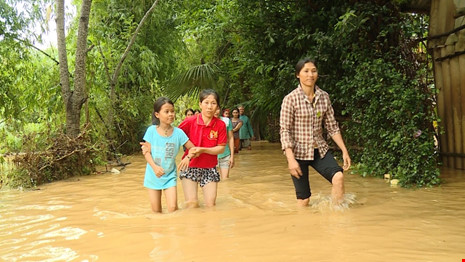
[1,141,465,261]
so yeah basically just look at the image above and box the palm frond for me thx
[166,63,220,101]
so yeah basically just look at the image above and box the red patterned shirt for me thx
[280,85,340,160]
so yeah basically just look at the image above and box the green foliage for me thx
[1,0,441,188]
[86,0,186,154]
[325,3,439,187]
[167,63,220,101]
[175,0,439,187]
[0,39,28,120]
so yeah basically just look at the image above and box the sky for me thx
[14,0,76,50]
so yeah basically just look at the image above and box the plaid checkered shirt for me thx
[280,85,340,160]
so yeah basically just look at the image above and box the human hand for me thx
[229,157,234,168]
[288,158,302,178]
[178,156,190,172]
[189,147,202,156]
[342,152,351,171]
[153,165,165,178]
[140,141,151,155]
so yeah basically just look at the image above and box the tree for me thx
[86,0,185,154]
[56,0,91,137]
[56,0,161,139]
[171,0,439,186]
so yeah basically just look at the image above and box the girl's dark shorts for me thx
[291,149,343,200]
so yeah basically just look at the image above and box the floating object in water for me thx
[111,168,121,174]
[390,179,399,186]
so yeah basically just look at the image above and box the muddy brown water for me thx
[1,141,464,261]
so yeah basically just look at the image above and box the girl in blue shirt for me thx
[141,97,196,213]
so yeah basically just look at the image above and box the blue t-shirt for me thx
[218,117,232,159]
[143,125,188,190]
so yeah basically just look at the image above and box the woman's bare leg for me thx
[202,182,218,207]
[331,172,345,204]
[297,198,309,207]
[182,179,199,208]
[220,167,230,179]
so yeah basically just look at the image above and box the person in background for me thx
[178,89,227,208]
[194,109,201,115]
[215,108,234,179]
[231,108,243,154]
[279,57,351,207]
[182,108,196,151]
[140,97,195,213]
[222,108,230,118]
[185,108,194,118]
[238,105,254,150]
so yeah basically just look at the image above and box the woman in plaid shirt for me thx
[280,58,351,207]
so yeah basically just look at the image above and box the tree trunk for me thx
[56,0,92,137]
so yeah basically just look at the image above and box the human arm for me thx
[232,121,243,133]
[246,117,254,139]
[178,140,198,172]
[324,97,351,170]
[284,148,302,178]
[331,133,351,170]
[190,119,227,156]
[140,141,165,177]
[189,145,226,156]
[228,129,235,168]
[280,95,300,177]
[140,141,151,155]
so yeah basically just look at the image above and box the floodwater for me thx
[1,141,464,262]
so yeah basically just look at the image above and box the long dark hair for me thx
[152,97,174,125]
[295,57,317,78]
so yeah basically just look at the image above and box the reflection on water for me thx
[1,141,465,261]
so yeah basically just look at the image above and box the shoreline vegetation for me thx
[1,1,442,189]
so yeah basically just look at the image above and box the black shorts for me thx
[180,167,220,187]
[291,149,343,200]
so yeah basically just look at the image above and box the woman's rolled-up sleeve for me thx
[280,95,295,151]
[324,99,340,137]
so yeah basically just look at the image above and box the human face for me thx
[199,95,218,118]
[238,107,244,116]
[223,111,230,117]
[296,62,318,88]
[186,111,194,117]
[214,108,220,118]
[154,103,175,125]
[232,110,239,118]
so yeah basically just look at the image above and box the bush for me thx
[0,125,102,189]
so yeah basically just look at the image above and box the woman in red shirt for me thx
[178,89,227,208]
